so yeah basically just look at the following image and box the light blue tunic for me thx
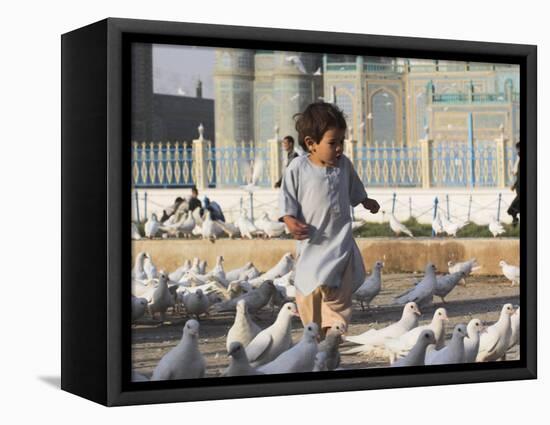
[278,154,368,296]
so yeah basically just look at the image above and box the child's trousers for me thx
[295,262,353,333]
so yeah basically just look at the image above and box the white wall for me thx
[133,187,517,224]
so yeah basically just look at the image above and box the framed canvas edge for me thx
[99,18,537,407]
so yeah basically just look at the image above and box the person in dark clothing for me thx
[507,141,520,226]
[160,197,185,222]
[188,186,202,213]
[203,196,225,222]
[274,136,300,188]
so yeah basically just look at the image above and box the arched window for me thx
[372,90,397,143]
[258,97,275,143]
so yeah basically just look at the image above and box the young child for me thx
[278,102,380,335]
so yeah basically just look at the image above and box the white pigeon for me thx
[384,307,449,363]
[177,211,196,238]
[131,278,156,300]
[432,213,444,236]
[441,216,468,237]
[226,299,262,351]
[508,307,520,350]
[226,261,254,282]
[343,302,421,354]
[149,272,173,321]
[273,270,296,300]
[241,157,265,192]
[388,212,414,237]
[391,330,436,367]
[132,252,148,281]
[223,342,263,377]
[249,252,295,286]
[236,208,261,239]
[189,257,201,274]
[145,213,161,238]
[245,302,299,367]
[206,255,227,285]
[131,296,148,322]
[354,261,383,311]
[425,323,467,365]
[169,259,191,282]
[183,288,210,319]
[285,55,307,74]
[143,253,158,280]
[499,260,520,286]
[131,222,142,240]
[215,220,241,239]
[256,212,286,238]
[464,318,484,363]
[488,216,505,237]
[159,211,189,237]
[258,322,319,374]
[151,320,205,380]
[477,303,515,362]
[448,258,481,281]
[201,209,218,243]
[394,263,437,307]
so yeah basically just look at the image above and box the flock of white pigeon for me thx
[132,204,288,241]
[131,200,511,241]
[131,250,521,381]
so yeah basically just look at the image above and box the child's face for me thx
[306,127,345,167]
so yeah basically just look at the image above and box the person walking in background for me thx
[160,196,185,222]
[274,136,300,188]
[188,186,202,214]
[507,141,520,226]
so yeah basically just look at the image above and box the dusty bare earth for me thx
[132,273,520,378]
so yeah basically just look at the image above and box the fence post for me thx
[497,193,502,221]
[468,112,476,187]
[144,191,148,220]
[268,125,281,188]
[192,123,209,189]
[495,125,507,188]
[420,136,432,189]
[391,192,397,214]
[134,191,140,223]
[432,197,439,237]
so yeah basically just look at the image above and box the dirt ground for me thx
[132,274,520,378]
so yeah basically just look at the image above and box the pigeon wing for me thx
[245,332,273,363]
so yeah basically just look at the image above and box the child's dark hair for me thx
[294,102,347,152]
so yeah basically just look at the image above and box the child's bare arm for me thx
[282,215,310,240]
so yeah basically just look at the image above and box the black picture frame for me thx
[61,17,537,406]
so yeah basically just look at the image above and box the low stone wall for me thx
[133,237,519,275]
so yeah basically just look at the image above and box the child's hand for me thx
[283,216,310,240]
[362,197,380,214]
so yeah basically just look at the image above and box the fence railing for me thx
[131,137,517,189]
